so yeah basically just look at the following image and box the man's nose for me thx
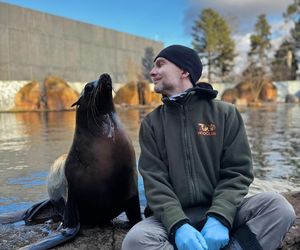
[150,67,156,77]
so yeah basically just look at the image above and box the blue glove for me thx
[175,223,208,250]
[200,216,229,250]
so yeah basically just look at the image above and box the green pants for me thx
[122,192,295,250]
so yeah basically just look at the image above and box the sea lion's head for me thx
[72,73,115,131]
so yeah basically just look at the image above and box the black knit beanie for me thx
[154,45,202,85]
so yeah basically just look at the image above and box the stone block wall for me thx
[0,2,163,83]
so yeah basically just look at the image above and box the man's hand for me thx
[175,223,208,250]
[201,216,229,250]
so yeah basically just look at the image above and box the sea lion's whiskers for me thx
[91,91,102,130]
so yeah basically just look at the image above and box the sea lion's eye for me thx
[85,84,94,93]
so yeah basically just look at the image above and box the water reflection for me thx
[0,104,299,213]
[0,111,76,212]
[117,107,152,156]
[244,104,300,183]
[0,113,29,152]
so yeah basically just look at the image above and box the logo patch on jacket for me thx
[197,123,216,136]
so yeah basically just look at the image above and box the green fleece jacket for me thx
[138,84,254,236]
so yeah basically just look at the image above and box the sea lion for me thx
[0,73,142,249]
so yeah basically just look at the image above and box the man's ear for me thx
[181,70,190,79]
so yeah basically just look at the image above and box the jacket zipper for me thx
[182,105,196,204]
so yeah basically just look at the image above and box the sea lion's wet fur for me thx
[49,73,141,226]
[1,74,141,249]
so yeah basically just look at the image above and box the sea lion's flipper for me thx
[18,224,80,250]
[124,194,142,226]
[19,197,80,249]
[0,199,60,225]
[23,199,62,225]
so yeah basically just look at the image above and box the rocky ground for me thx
[0,192,299,250]
[281,192,300,250]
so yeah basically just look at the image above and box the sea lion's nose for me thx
[99,73,111,83]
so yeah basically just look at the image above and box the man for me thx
[122,45,295,250]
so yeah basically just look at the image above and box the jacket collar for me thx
[162,82,218,106]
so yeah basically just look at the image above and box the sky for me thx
[0,0,295,73]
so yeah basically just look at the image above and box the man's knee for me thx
[267,192,295,218]
[122,224,144,250]
[235,192,296,249]
[262,192,296,227]
[122,217,172,250]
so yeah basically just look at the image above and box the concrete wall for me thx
[0,2,163,83]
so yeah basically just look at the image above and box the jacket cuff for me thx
[206,212,231,229]
[169,219,190,248]
[161,205,189,234]
[206,198,236,228]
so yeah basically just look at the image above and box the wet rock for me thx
[13,77,80,111]
[221,89,248,106]
[0,218,130,250]
[1,192,299,249]
[221,88,238,104]
[151,91,162,105]
[237,81,277,103]
[235,81,257,103]
[259,82,277,102]
[44,76,80,111]
[137,80,162,106]
[221,81,278,105]
[0,221,51,249]
[14,80,41,111]
[285,94,299,103]
[52,223,129,250]
[281,192,300,249]
[137,80,152,105]
[114,81,139,106]
[114,81,161,106]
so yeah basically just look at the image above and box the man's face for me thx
[150,57,185,96]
